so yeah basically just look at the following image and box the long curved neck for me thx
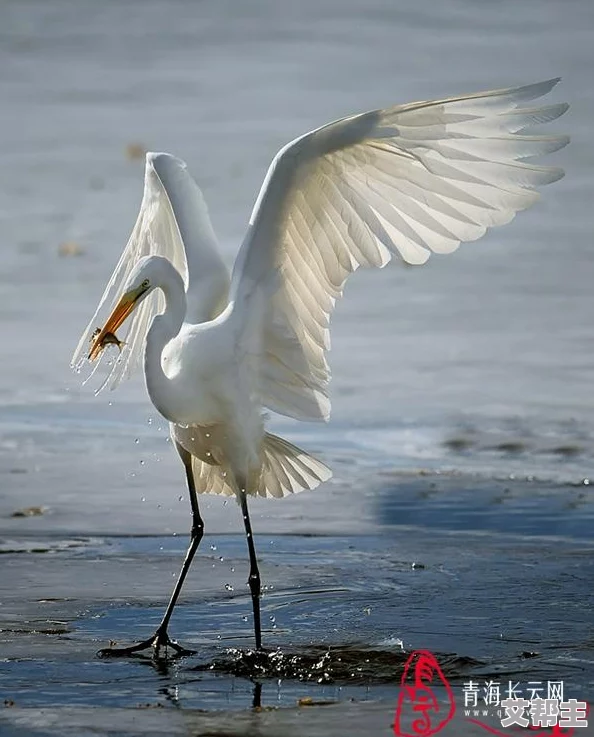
[144,261,187,423]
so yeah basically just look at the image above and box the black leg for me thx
[99,443,203,659]
[252,681,262,709]
[238,490,262,651]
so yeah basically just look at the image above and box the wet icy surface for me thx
[2,466,593,730]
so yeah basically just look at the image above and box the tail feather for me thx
[188,432,331,499]
[190,456,235,497]
[259,432,332,498]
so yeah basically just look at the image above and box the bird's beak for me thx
[88,286,145,361]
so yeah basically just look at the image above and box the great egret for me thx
[72,79,568,657]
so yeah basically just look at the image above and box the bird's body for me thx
[73,79,568,657]
[162,306,266,477]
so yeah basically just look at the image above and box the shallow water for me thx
[1,477,593,734]
[1,0,593,735]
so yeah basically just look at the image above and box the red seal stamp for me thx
[393,650,456,736]
[394,650,588,735]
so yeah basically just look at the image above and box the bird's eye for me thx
[141,279,150,289]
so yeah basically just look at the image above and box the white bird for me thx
[72,79,568,658]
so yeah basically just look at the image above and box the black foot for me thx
[97,629,196,659]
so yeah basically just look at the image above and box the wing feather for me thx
[71,153,228,391]
[229,80,568,422]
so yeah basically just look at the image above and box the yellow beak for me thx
[88,288,142,361]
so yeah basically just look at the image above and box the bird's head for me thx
[88,256,161,361]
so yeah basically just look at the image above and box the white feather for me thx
[73,80,568,493]
[229,79,568,422]
[71,153,229,391]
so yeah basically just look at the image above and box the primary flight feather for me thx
[72,79,568,656]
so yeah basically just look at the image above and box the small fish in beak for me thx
[88,285,147,361]
[89,327,125,359]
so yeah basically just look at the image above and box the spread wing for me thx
[229,79,569,422]
[71,152,228,391]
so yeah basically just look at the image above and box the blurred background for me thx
[1,1,593,727]
[1,0,592,525]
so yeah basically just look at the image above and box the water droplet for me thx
[205,432,210,438]
[225,583,234,591]
[159,546,164,551]
[210,545,217,551]
[178,495,184,502]
[130,472,136,478]
[141,496,146,502]
[134,438,139,444]
[242,616,248,622]
[223,500,228,506]
[165,436,170,443]
[230,566,235,572]
[219,556,224,562]
[157,426,162,432]
[108,402,113,406]
[269,615,276,623]
[147,418,153,425]
[583,478,590,485]
[216,634,221,640]
[139,460,145,466]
